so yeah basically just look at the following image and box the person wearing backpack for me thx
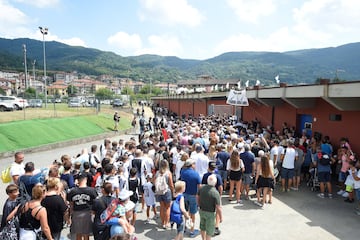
[314,150,335,199]
[92,182,115,240]
[154,160,174,229]
[170,180,190,240]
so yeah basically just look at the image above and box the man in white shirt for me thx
[10,152,25,184]
[192,145,210,179]
[280,140,298,192]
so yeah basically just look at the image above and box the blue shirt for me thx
[180,168,201,195]
[315,154,331,173]
[240,151,255,174]
[216,151,230,171]
[202,172,223,190]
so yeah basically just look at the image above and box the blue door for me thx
[298,114,313,138]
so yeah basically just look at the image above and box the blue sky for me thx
[1,0,360,60]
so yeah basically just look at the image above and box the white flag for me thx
[226,89,249,106]
[226,82,229,89]
[275,75,280,84]
[214,84,218,91]
[210,86,214,91]
[255,80,261,86]
[245,80,249,88]
[237,80,241,89]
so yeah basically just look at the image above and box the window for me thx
[329,114,342,121]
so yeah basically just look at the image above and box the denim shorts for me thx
[242,173,253,185]
[184,193,198,214]
[355,188,360,200]
[281,167,294,179]
[218,170,228,182]
[318,171,331,183]
[156,190,172,203]
[338,171,347,182]
[176,219,185,234]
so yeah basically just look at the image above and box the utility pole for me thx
[32,60,37,99]
[23,44,28,90]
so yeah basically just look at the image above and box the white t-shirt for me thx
[226,158,245,171]
[270,145,279,163]
[175,160,185,181]
[353,170,360,189]
[282,147,298,169]
[143,181,156,207]
[194,153,209,179]
[10,162,25,183]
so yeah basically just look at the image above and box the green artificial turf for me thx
[0,114,130,153]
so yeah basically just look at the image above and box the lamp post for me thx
[23,44,28,90]
[32,60,37,99]
[39,26,48,108]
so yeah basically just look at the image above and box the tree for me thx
[24,87,36,98]
[95,88,114,100]
[67,85,78,97]
[121,86,134,95]
[139,84,163,96]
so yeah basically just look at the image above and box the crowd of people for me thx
[1,106,359,240]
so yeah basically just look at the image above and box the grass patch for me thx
[0,114,131,153]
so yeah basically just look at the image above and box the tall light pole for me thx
[23,44,28,90]
[32,60,37,99]
[39,26,48,108]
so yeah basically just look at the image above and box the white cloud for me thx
[135,34,183,56]
[57,37,87,47]
[107,31,182,57]
[227,0,277,23]
[139,0,204,27]
[12,0,59,8]
[107,32,142,52]
[0,0,32,38]
[216,0,360,55]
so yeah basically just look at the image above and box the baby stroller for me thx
[307,167,320,191]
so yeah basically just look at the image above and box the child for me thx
[0,184,19,230]
[128,168,139,225]
[142,173,157,223]
[344,159,357,203]
[351,160,360,215]
[171,180,190,240]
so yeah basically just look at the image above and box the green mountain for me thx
[0,37,359,85]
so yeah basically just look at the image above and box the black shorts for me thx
[229,170,242,181]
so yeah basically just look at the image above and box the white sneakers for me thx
[337,190,345,195]
[342,192,349,198]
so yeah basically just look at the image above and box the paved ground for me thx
[1,107,359,239]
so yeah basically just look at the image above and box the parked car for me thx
[29,99,43,108]
[68,98,82,107]
[55,98,62,103]
[0,100,14,111]
[0,95,29,110]
[112,99,124,107]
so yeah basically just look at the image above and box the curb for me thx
[0,129,131,159]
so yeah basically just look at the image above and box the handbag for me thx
[0,216,20,240]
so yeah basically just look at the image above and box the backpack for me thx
[100,198,120,224]
[17,180,32,206]
[170,194,183,224]
[1,166,11,183]
[128,178,139,203]
[154,172,169,195]
[318,152,331,166]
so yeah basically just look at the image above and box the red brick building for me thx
[152,81,360,154]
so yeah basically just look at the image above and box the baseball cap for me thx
[118,189,133,201]
[208,161,216,170]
